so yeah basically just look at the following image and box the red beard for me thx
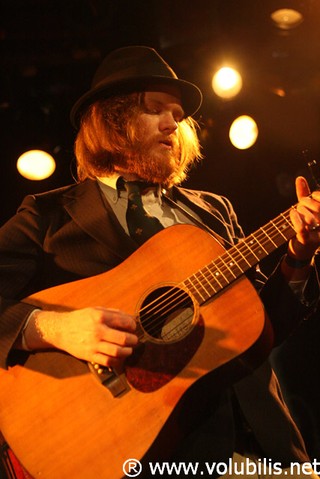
[114,134,183,185]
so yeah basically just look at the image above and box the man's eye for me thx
[146,108,160,115]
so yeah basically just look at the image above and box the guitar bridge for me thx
[88,362,130,397]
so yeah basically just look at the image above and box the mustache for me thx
[154,134,180,151]
[138,132,178,146]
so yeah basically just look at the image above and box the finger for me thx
[297,196,320,216]
[290,207,305,234]
[95,307,136,332]
[107,314,137,332]
[290,207,320,251]
[295,204,320,226]
[295,176,311,202]
[92,344,134,366]
[91,352,126,369]
[98,341,134,358]
[102,328,138,347]
[311,189,320,202]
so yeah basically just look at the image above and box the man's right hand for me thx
[23,307,138,368]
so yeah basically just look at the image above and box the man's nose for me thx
[159,112,178,133]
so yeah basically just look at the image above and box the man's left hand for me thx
[289,176,320,260]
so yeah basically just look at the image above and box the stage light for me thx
[212,67,242,99]
[17,150,56,180]
[271,9,303,30]
[229,115,258,150]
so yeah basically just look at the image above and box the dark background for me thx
[2,0,320,231]
[1,0,320,458]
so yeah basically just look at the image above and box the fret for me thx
[182,206,297,306]
[263,231,284,251]
[188,274,207,302]
[221,250,244,277]
[267,221,288,243]
[269,212,292,236]
[247,240,268,259]
[259,226,277,249]
[194,271,212,300]
[202,266,219,294]
[253,229,279,257]
[200,267,223,293]
[198,269,217,296]
[213,260,237,286]
[247,234,268,258]
[184,264,225,302]
[183,278,199,302]
[183,277,211,303]
[211,262,229,287]
[237,239,260,266]
[266,219,292,247]
[208,268,223,288]
[278,212,295,239]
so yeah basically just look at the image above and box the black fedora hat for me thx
[70,45,202,128]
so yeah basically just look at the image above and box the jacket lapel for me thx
[59,180,234,262]
[169,186,235,247]
[61,179,137,261]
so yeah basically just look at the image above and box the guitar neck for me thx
[183,207,294,304]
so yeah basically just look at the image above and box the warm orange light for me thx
[17,150,56,180]
[271,9,303,30]
[229,116,258,150]
[271,87,286,97]
[212,67,242,99]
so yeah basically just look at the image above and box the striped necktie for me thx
[124,181,164,245]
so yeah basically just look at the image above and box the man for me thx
[0,46,320,478]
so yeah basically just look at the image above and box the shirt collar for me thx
[97,174,119,190]
[97,174,163,199]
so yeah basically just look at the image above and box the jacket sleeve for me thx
[259,255,320,345]
[0,195,44,368]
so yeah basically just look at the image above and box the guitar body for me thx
[0,225,272,478]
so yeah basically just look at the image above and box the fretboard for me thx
[183,207,295,304]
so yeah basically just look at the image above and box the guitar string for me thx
[194,210,293,287]
[141,304,194,341]
[140,195,301,337]
[134,208,294,339]
[205,210,293,281]
[209,213,293,282]
[133,208,295,340]
[136,290,193,340]
[142,245,294,340]
[135,252,285,341]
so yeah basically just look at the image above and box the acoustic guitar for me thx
[0,207,295,478]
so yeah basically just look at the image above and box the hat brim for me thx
[70,75,202,129]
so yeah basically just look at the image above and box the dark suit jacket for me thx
[0,178,316,466]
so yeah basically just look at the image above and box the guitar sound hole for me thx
[139,286,195,343]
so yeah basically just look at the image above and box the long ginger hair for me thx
[74,92,202,187]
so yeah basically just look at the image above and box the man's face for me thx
[115,86,186,183]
